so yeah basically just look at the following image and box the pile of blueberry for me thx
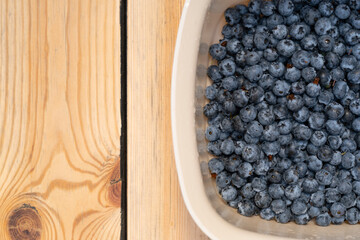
[204,0,360,226]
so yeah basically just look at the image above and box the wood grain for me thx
[128,1,209,239]
[0,0,121,239]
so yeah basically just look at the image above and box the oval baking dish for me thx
[171,0,360,239]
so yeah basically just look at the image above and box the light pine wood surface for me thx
[128,1,209,239]
[0,0,121,239]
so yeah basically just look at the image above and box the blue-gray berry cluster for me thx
[205,0,360,226]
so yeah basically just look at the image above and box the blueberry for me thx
[264,91,277,105]
[318,35,334,52]
[216,171,232,189]
[293,124,312,140]
[315,169,333,185]
[294,106,310,123]
[254,32,270,51]
[293,214,309,225]
[229,196,243,208]
[245,51,260,66]
[290,23,309,40]
[352,117,360,132]
[291,50,311,69]
[325,188,341,203]
[285,14,300,25]
[326,120,344,135]
[246,121,263,138]
[325,52,340,69]
[349,0,360,9]
[238,199,256,217]
[330,151,342,165]
[349,12,360,29]
[226,38,242,55]
[271,199,287,214]
[332,216,345,225]
[317,145,333,162]
[240,183,256,199]
[292,81,306,95]
[262,141,281,156]
[307,156,322,172]
[308,112,326,130]
[278,0,295,16]
[284,185,301,200]
[310,53,325,71]
[264,48,279,62]
[287,95,304,112]
[319,1,334,16]
[258,74,275,90]
[262,124,280,141]
[325,102,345,120]
[275,208,292,223]
[341,55,357,72]
[303,8,321,26]
[291,199,308,215]
[341,139,357,152]
[342,152,355,169]
[328,136,342,150]
[333,42,346,57]
[261,1,276,16]
[350,99,360,116]
[276,39,296,57]
[315,18,332,36]
[277,119,292,135]
[302,178,319,193]
[236,4,248,14]
[208,158,224,175]
[346,207,360,224]
[296,162,308,178]
[269,62,285,77]
[308,206,321,218]
[283,168,299,184]
[231,173,246,188]
[232,24,244,39]
[353,44,360,60]
[334,4,351,19]
[244,65,263,82]
[203,102,219,119]
[260,208,275,220]
[345,29,360,45]
[224,7,241,25]
[258,108,275,125]
[242,144,260,163]
[240,105,257,122]
[242,13,258,29]
[307,143,319,155]
[219,58,236,77]
[338,181,353,194]
[205,126,220,142]
[220,138,235,155]
[316,213,331,226]
[207,65,223,82]
[253,159,270,176]
[208,140,222,156]
[221,185,238,201]
[348,67,360,84]
[238,162,253,178]
[272,25,288,40]
[285,66,302,82]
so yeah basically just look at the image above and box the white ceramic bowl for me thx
[171,0,360,239]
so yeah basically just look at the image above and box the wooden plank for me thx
[0,0,121,239]
[128,1,209,239]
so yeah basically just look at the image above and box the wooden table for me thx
[0,1,121,239]
[128,0,209,239]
